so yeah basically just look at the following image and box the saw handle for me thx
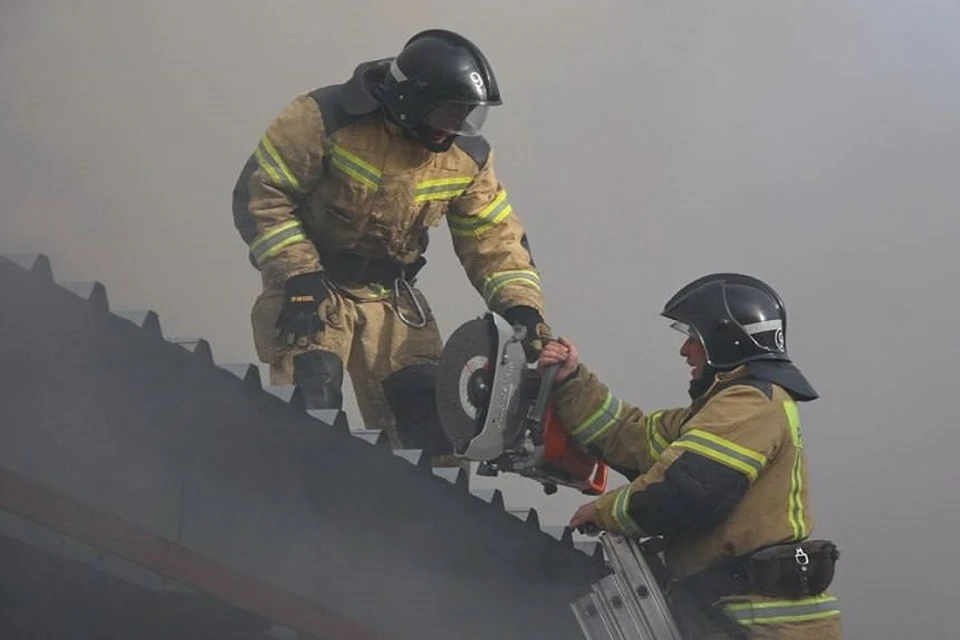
[528,362,560,425]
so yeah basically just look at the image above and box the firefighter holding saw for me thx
[539,273,842,639]
[232,29,551,464]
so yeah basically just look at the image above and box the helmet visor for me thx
[422,101,489,136]
[669,320,695,337]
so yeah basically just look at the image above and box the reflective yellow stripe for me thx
[448,190,513,237]
[482,269,541,304]
[254,146,281,185]
[570,391,623,445]
[724,594,840,625]
[674,429,768,481]
[414,176,473,202]
[351,283,391,299]
[249,220,307,265]
[646,411,669,460]
[330,144,381,190]
[784,400,803,449]
[611,486,643,536]
[784,400,807,539]
[255,136,302,192]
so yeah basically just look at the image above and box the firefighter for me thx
[539,273,842,639]
[232,29,550,464]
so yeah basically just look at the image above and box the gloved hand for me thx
[277,271,330,347]
[502,305,553,362]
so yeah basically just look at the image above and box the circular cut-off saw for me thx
[435,311,608,496]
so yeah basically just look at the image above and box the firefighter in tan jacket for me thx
[232,30,550,461]
[540,273,842,640]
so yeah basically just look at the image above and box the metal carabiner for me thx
[392,276,428,329]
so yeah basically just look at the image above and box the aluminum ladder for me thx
[570,534,686,640]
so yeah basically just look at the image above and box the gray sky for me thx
[3,0,959,636]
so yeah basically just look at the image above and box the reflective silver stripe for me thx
[784,401,807,539]
[611,487,643,536]
[645,411,669,460]
[742,319,782,335]
[673,429,767,481]
[329,144,381,190]
[570,392,624,445]
[448,190,513,236]
[481,269,541,305]
[389,59,407,81]
[254,137,302,192]
[724,594,840,625]
[249,221,307,265]
[414,177,473,202]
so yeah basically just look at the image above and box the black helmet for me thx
[661,273,790,370]
[374,29,502,152]
[662,273,818,401]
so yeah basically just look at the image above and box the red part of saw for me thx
[536,403,608,496]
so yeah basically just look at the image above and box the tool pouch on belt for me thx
[746,539,840,598]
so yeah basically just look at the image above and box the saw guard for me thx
[455,312,526,461]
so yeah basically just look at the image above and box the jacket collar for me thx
[694,361,819,404]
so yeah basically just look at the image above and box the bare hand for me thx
[569,501,603,535]
[537,336,579,383]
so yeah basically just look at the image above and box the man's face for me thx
[680,334,708,380]
[424,102,473,134]
[419,101,488,149]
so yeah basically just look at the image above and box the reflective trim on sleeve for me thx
[570,391,624,446]
[723,594,840,626]
[481,269,541,305]
[673,429,768,481]
[448,189,513,237]
[610,486,644,537]
[249,220,308,266]
[254,136,303,193]
[645,411,670,461]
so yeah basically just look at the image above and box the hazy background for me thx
[3,0,959,636]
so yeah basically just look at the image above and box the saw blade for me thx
[435,316,498,452]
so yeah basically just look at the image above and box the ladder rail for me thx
[570,534,687,640]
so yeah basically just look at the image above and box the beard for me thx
[688,364,719,400]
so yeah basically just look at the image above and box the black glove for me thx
[502,305,552,362]
[277,271,330,347]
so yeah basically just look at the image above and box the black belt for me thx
[673,556,751,600]
[668,558,751,640]
[324,252,426,287]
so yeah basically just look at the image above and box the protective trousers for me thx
[251,281,463,470]
[669,591,843,640]
[690,617,842,640]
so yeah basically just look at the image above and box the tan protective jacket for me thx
[232,59,543,313]
[552,364,814,579]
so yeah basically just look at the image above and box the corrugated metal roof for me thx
[0,252,610,639]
